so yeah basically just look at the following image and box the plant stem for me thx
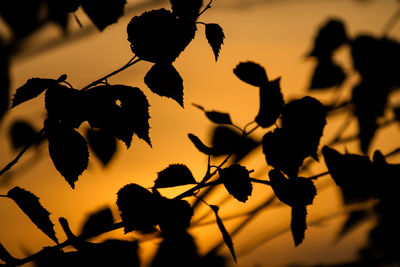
[199,0,214,17]
[81,56,140,91]
[0,195,8,198]
[249,178,271,186]
[0,128,45,177]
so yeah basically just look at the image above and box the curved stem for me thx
[81,56,140,91]
[199,0,214,17]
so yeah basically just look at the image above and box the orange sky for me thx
[1,0,400,266]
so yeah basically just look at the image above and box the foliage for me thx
[0,0,400,266]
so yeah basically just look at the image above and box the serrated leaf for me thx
[309,58,346,90]
[86,128,117,166]
[7,186,58,243]
[85,85,151,148]
[154,164,196,188]
[45,83,86,129]
[80,0,126,31]
[291,205,307,246]
[219,164,252,203]
[80,206,114,238]
[9,120,41,150]
[116,183,158,233]
[12,78,57,108]
[46,120,89,189]
[307,18,347,58]
[205,23,225,61]
[127,9,196,63]
[144,63,184,107]
[256,77,284,128]
[322,146,374,204]
[233,61,268,87]
[210,205,236,262]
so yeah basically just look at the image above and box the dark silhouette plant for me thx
[1,0,400,266]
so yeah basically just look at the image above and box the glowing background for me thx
[1,0,400,266]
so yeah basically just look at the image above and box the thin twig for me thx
[199,0,214,17]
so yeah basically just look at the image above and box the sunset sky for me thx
[1,0,400,266]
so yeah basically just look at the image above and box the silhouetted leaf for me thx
[256,77,284,128]
[86,128,117,166]
[46,120,89,189]
[188,133,216,155]
[322,146,374,204]
[193,104,232,125]
[154,164,196,188]
[12,78,61,108]
[205,23,225,61]
[85,85,151,148]
[7,186,58,243]
[45,0,80,13]
[352,81,389,154]
[171,0,203,21]
[144,63,184,107]
[45,83,86,129]
[9,120,40,150]
[219,164,252,202]
[211,126,259,162]
[157,197,193,234]
[80,0,126,31]
[309,58,346,90]
[116,183,158,233]
[211,205,237,262]
[205,112,232,126]
[127,9,196,63]
[268,170,316,246]
[150,231,200,267]
[308,18,347,58]
[80,206,114,238]
[291,205,307,246]
[268,170,316,208]
[233,61,268,87]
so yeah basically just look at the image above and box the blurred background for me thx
[1,0,400,266]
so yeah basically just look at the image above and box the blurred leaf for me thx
[150,231,200,267]
[291,205,307,246]
[205,23,225,61]
[255,77,284,128]
[9,120,40,150]
[116,183,158,233]
[263,97,326,177]
[127,8,196,63]
[309,58,346,90]
[171,0,203,21]
[352,80,389,154]
[144,63,184,107]
[12,78,60,108]
[46,120,89,189]
[188,133,216,155]
[45,83,86,129]
[211,205,237,262]
[45,0,80,13]
[206,111,232,125]
[233,61,268,87]
[154,164,196,189]
[80,0,126,31]
[7,186,58,243]
[80,206,114,238]
[322,146,374,204]
[308,18,347,58]
[211,126,259,162]
[372,150,400,201]
[337,210,370,240]
[219,164,253,203]
[0,243,15,264]
[85,85,151,148]
[86,128,117,166]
